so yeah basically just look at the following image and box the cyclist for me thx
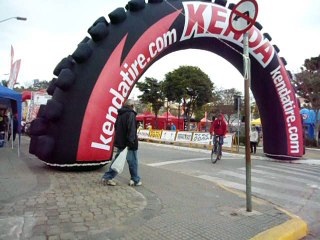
[209,113,228,158]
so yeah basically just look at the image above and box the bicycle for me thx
[211,135,222,164]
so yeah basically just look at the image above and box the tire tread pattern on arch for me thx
[28,0,301,167]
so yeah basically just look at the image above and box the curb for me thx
[215,184,309,240]
[250,217,308,240]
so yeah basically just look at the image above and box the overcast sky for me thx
[1,0,319,98]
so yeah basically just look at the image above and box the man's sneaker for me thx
[101,178,116,186]
[135,181,142,186]
[129,180,142,186]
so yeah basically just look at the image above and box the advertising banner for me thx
[137,129,150,139]
[161,130,176,142]
[223,133,235,148]
[149,130,162,140]
[175,131,193,142]
[192,132,212,144]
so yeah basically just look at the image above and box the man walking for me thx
[101,102,142,186]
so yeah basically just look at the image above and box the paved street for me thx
[0,136,317,239]
[140,142,320,239]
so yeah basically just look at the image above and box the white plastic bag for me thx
[111,148,128,174]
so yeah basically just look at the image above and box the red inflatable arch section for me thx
[29,0,304,167]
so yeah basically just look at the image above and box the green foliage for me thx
[251,102,260,119]
[13,79,50,92]
[194,103,213,122]
[213,88,243,125]
[1,80,8,87]
[134,102,149,115]
[136,77,164,118]
[293,55,320,145]
[31,80,50,91]
[162,65,214,129]
[294,59,320,109]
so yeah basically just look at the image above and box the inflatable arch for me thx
[29,0,304,167]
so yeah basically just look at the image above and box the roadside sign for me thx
[229,0,258,34]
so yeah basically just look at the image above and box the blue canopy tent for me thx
[0,86,22,154]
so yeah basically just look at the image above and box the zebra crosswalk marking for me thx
[255,165,320,181]
[263,164,319,176]
[217,170,307,192]
[198,175,320,208]
[238,167,317,185]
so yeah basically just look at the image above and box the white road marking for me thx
[255,165,320,181]
[238,167,318,185]
[147,158,208,167]
[198,175,320,208]
[217,170,307,192]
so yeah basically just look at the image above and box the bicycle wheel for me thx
[211,148,218,164]
[216,144,221,161]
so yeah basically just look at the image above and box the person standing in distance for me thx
[8,114,18,142]
[101,102,142,186]
[250,126,259,154]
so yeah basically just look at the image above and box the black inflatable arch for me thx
[29,0,304,167]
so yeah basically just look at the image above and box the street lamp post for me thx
[0,17,27,23]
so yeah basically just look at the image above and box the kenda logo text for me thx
[91,29,178,152]
[181,2,274,67]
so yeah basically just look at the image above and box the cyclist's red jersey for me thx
[209,114,227,136]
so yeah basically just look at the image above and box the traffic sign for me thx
[229,0,258,34]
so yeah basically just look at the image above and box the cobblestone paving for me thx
[0,170,146,240]
[93,197,289,240]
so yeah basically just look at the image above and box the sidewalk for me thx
[0,136,308,240]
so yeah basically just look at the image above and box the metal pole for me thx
[166,99,169,128]
[237,96,240,152]
[243,32,252,212]
[178,102,180,130]
[11,115,14,149]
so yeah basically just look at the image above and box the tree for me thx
[162,65,214,130]
[212,88,243,126]
[1,80,8,87]
[32,79,50,91]
[194,103,214,122]
[134,101,149,115]
[292,55,320,146]
[251,101,260,119]
[13,79,50,92]
[136,77,164,128]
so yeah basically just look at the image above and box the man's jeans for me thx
[102,148,141,184]
[213,135,224,155]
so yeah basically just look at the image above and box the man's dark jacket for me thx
[114,106,138,150]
